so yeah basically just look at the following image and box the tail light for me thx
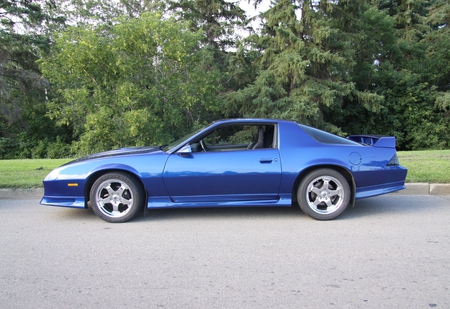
[387,154,400,166]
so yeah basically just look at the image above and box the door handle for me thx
[259,158,274,164]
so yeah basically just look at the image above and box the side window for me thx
[196,124,276,151]
[204,125,254,146]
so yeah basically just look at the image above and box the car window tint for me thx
[204,125,255,146]
[299,124,359,145]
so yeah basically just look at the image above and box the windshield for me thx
[162,123,211,152]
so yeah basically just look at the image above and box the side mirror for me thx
[177,144,192,156]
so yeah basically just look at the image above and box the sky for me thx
[232,0,272,33]
[235,0,272,18]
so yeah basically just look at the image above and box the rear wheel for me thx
[90,172,144,223]
[297,169,350,220]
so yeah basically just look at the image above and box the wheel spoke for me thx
[310,186,322,196]
[111,202,120,213]
[312,196,322,206]
[324,198,333,207]
[98,197,108,206]
[116,186,129,205]
[98,185,113,204]
[323,179,330,190]
[115,185,125,197]
[328,188,341,198]
[105,185,115,198]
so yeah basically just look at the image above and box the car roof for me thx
[211,118,295,125]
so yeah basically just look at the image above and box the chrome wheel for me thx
[305,175,345,215]
[297,169,350,220]
[90,172,143,223]
[95,179,134,217]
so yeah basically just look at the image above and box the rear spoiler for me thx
[347,135,397,148]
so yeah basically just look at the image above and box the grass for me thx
[397,150,450,184]
[0,150,449,188]
[0,159,71,189]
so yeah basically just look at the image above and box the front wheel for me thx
[90,172,144,223]
[297,169,350,220]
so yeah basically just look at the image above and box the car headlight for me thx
[44,167,63,181]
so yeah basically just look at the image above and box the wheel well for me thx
[84,169,146,207]
[292,165,355,204]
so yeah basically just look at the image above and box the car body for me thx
[41,119,407,222]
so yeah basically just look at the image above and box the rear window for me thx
[299,124,359,145]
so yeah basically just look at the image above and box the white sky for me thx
[235,0,272,18]
[232,0,272,34]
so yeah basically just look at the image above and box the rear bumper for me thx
[355,181,406,199]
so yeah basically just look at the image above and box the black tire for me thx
[90,172,144,223]
[297,168,350,220]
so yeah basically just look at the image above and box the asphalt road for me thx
[1,195,449,308]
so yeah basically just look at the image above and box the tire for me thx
[90,172,144,223]
[297,169,350,220]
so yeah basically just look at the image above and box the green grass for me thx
[398,150,450,184]
[0,159,71,189]
[0,150,449,188]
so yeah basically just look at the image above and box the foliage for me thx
[39,12,221,154]
[0,0,70,159]
[167,0,247,51]
[329,0,450,149]
[223,0,382,133]
[1,0,450,158]
[166,0,249,106]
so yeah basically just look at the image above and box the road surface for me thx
[1,194,449,308]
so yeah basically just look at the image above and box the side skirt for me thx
[146,194,293,209]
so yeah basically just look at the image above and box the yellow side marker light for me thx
[68,183,79,187]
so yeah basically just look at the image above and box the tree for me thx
[167,0,247,51]
[425,0,450,119]
[225,0,382,133]
[327,0,450,149]
[167,0,248,103]
[40,12,221,154]
[0,0,70,158]
[324,1,401,138]
[42,0,164,28]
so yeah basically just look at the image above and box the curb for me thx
[1,184,450,200]
[392,183,450,196]
[0,188,43,200]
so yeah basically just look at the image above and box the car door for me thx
[163,148,281,203]
[162,124,282,203]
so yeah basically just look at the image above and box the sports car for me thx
[41,118,407,222]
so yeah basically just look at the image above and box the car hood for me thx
[65,146,162,165]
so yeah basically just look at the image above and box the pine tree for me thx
[0,0,69,158]
[225,0,377,133]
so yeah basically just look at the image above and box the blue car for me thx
[41,119,407,222]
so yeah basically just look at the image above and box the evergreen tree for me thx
[167,0,246,51]
[225,0,381,133]
[332,0,449,149]
[0,0,69,158]
[425,0,450,117]
[167,0,248,104]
